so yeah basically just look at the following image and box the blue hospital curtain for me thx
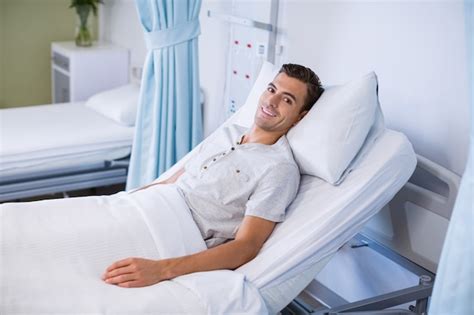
[430,1,473,313]
[126,0,203,190]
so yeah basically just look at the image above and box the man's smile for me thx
[261,106,277,118]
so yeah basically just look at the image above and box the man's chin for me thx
[254,120,278,132]
[254,118,271,129]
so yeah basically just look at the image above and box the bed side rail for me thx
[403,154,460,220]
[362,154,461,273]
[0,157,130,202]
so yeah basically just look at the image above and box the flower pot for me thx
[75,5,92,47]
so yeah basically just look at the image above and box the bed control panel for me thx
[208,0,279,117]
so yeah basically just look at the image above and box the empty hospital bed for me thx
[1,66,424,313]
[0,84,140,202]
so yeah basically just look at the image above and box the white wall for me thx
[275,0,470,176]
[100,0,470,176]
[203,0,471,176]
[198,0,233,136]
[99,0,147,79]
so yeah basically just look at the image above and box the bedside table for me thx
[51,41,129,103]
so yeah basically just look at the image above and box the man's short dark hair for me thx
[278,64,324,112]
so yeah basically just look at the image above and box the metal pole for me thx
[413,275,433,315]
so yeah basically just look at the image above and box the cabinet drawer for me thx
[52,52,69,72]
[53,69,70,103]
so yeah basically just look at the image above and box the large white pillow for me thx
[288,72,378,184]
[231,62,381,185]
[85,84,140,126]
[288,72,379,184]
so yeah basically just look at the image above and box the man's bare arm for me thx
[102,215,275,288]
[132,167,185,192]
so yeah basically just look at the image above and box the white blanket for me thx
[0,185,266,314]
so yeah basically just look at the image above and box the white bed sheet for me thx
[0,102,134,172]
[1,185,209,314]
[1,183,266,314]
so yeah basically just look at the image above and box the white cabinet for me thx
[51,41,129,103]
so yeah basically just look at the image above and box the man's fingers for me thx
[117,280,141,288]
[102,257,162,288]
[103,265,134,280]
[106,257,134,272]
[105,273,136,285]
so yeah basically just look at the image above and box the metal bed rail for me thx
[0,158,130,202]
[283,233,434,315]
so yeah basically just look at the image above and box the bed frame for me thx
[283,154,461,315]
[0,157,130,202]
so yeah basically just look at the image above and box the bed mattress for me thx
[0,102,134,177]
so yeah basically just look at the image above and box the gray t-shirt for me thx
[176,124,300,248]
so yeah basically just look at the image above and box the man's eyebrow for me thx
[268,82,298,103]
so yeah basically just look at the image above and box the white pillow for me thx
[287,72,379,184]
[85,84,140,126]
[231,61,381,185]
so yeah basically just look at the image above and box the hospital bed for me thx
[1,66,436,314]
[0,84,140,202]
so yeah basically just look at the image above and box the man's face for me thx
[254,72,308,133]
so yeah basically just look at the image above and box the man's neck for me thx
[242,125,285,145]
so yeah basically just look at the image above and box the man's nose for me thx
[268,94,280,107]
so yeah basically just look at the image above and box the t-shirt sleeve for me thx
[245,163,300,222]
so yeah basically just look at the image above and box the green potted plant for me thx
[70,0,104,47]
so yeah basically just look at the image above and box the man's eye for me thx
[283,97,292,104]
[267,87,275,93]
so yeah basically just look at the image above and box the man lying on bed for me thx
[102,64,324,288]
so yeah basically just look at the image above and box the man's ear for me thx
[292,110,308,127]
[298,110,308,121]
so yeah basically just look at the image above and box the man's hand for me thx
[102,257,170,288]
[103,216,275,288]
